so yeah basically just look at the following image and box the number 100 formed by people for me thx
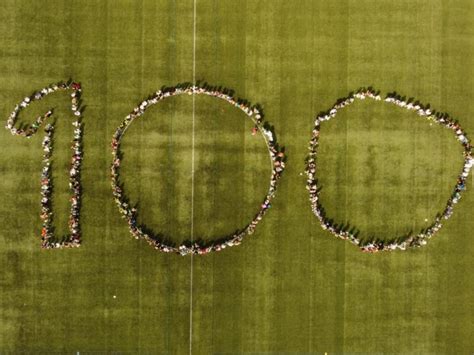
[4,80,474,256]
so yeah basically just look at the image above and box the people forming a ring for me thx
[110,83,285,255]
[306,87,474,253]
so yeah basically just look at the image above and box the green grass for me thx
[0,0,473,353]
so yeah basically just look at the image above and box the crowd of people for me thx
[111,83,285,255]
[5,81,84,248]
[10,81,470,254]
[306,87,474,253]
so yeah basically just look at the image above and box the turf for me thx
[0,0,473,353]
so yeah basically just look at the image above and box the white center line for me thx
[189,0,197,354]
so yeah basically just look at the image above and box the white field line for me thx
[189,0,197,354]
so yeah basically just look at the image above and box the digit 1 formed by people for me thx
[5,80,84,249]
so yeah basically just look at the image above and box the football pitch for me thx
[0,0,473,353]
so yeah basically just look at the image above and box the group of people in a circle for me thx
[5,81,84,248]
[110,83,285,255]
[306,87,474,252]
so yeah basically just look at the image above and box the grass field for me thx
[0,0,473,353]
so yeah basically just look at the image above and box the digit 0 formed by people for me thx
[110,83,285,256]
[306,87,474,253]
[5,80,84,249]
